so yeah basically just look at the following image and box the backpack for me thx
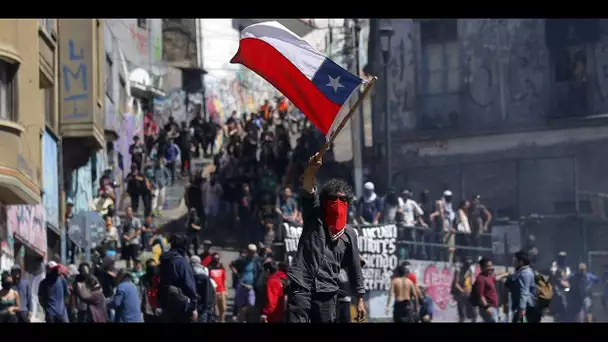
[534,270,553,308]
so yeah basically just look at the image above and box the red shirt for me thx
[407,273,417,285]
[476,274,498,307]
[262,271,287,322]
[209,267,226,293]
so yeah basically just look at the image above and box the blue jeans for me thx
[479,306,500,322]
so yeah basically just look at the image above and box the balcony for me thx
[58,19,104,154]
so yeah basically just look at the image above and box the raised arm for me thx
[299,153,322,227]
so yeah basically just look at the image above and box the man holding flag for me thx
[231,21,374,323]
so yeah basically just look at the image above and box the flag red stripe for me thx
[231,37,340,135]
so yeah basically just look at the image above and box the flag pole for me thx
[320,76,378,156]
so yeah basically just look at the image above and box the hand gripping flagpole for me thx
[319,76,378,157]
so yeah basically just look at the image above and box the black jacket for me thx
[287,188,365,296]
[158,249,198,313]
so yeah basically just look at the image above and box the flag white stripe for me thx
[240,21,325,80]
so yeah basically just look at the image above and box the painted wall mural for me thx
[366,259,505,322]
[6,205,46,260]
[42,132,60,230]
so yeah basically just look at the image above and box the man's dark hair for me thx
[479,257,491,267]
[117,268,133,281]
[514,250,530,266]
[263,261,278,274]
[169,233,188,251]
[319,178,354,204]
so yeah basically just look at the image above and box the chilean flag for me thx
[231,21,367,139]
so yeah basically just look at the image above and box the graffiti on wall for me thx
[356,224,399,291]
[7,205,46,260]
[42,132,60,230]
[62,39,89,121]
[367,259,504,321]
[155,89,202,124]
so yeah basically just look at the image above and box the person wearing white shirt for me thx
[400,190,426,259]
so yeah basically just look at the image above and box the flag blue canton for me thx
[311,58,362,106]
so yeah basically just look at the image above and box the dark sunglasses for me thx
[326,195,349,203]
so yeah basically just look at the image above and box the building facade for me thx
[58,19,106,214]
[368,19,608,263]
[0,19,60,271]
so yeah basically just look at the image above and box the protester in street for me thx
[190,256,216,322]
[102,215,119,255]
[276,186,301,225]
[418,285,434,322]
[452,258,477,323]
[336,256,366,323]
[165,138,181,186]
[468,195,492,252]
[91,188,114,216]
[108,269,143,323]
[456,200,472,260]
[568,262,599,322]
[129,136,146,171]
[232,244,262,322]
[185,208,202,256]
[158,233,198,322]
[139,259,162,323]
[0,272,21,323]
[260,260,287,323]
[38,261,70,323]
[401,189,426,259]
[511,251,538,323]
[125,164,151,216]
[141,216,155,253]
[287,153,366,323]
[74,276,107,323]
[150,159,171,217]
[473,257,502,322]
[10,265,32,322]
[386,263,417,322]
[121,206,142,269]
[71,263,92,322]
[131,260,145,286]
[357,182,382,225]
[200,240,214,266]
[178,121,192,176]
[208,252,227,322]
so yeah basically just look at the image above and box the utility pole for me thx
[350,18,364,197]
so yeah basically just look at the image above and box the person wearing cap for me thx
[190,256,217,322]
[232,244,263,322]
[10,265,32,322]
[357,182,382,225]
[38,261,70,323]
[287,153,366,323]
[441,190,456,224]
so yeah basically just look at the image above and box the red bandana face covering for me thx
[323,199,348,240]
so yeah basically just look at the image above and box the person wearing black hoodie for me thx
[158,233,198,322]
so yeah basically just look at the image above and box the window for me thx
[137,19,147,30]
[105,54,113,98]
[419,20,460,95]
[39,19,56,38]
[43,87,54,128]
[0,61,18,121]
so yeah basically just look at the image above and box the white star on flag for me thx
[326,75,345,93]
